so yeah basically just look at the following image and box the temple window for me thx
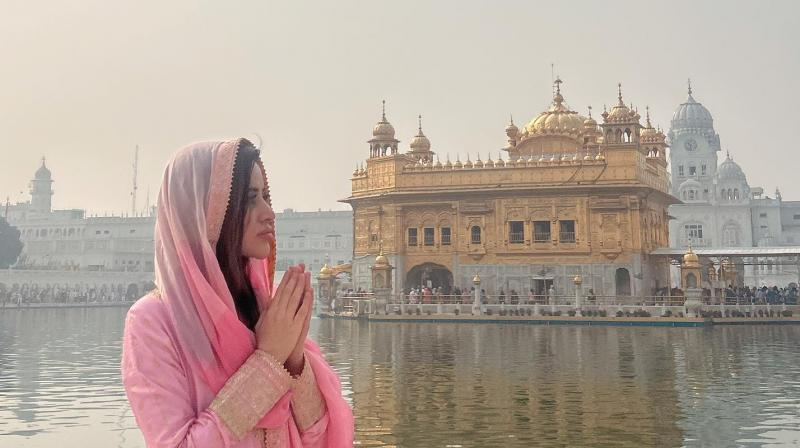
[533,221,551,242]
[678,165,684,177]
[407,228,418,246]
[470,226,482,245]
[689,165,696,176]
[559,221,576,243]
[423,227,435,246]
[684,224,703,242]
[508,221,524,244]
[441,227,451,246]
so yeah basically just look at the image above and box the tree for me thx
[0,217,23,269]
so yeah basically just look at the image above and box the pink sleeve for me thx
[121,302,240,447]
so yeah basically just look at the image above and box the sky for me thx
[1,0,799,215]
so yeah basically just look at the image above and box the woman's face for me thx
[241,164,276,259]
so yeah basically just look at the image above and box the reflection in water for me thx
[1,308,800,447]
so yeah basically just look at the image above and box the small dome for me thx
[671,82,714,130]
[372,101,396,139]
[375,248,388,266]
[718,153,746,180]
[679,178,702,190]
[505,115,519,136]
[410,115,431,152]
[683,247,699,266]
[319,263,334,277]
[603,84,640,124]
[35,158,52,179]
[373,121,395,139]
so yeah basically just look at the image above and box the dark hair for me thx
[216,140,262,331]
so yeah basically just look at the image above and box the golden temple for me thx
[341,79,677,298]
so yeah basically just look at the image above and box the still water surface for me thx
[1,308,800,447]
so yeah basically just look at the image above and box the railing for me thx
[680,237,710,247]
[508,232,525,244]
[326,294,800,319]
[559,232,576,243]
[533,232,551,243]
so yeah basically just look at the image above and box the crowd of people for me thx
[0,282,152,306]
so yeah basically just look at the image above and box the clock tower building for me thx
[667,80,721,202]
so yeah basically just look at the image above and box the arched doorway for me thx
[615,268,631,296]
[406,263,453,293]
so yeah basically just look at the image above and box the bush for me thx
[662,310,673,317]
[599,310,607,317]
[769,310,775,317]
[567,310,576,317]
[486,309,493,316]
[782,310,793,317]
[527,309,533,316]
[724,310,730,318]
[454,308,460,315]
[758,309,764,317]
[678,312,684,317]
[416,308,421,315]
[616,311,624,318]
[426,309,432,315]
[553,310,562,316]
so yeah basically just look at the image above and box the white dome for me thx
[671,87,714,130]
[718,154,746,180]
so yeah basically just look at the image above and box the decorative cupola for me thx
[368,100,400,158]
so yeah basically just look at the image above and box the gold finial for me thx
[645,106,652,128]
[509,113,514,126]
[41,156,46,167]
[617,83,623,104]
[587,105,593,118]
[381,100,387,121]
[417,114,423,133]
[553,77,564,105]
[472,273,481,284]
[687,78,693,96]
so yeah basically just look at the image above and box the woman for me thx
[121,138,353,447]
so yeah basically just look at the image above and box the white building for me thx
[4,158,156,272]
[274,208,353,275]
[668,84,800,286]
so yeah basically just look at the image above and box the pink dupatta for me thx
[153,138,352,445]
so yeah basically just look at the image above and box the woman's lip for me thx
[257,231,274,240]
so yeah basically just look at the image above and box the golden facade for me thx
[342,81,677,297]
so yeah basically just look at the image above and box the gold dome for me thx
[375,248,389,266]
[372,100,396,139]
[409,115,431,152]
[319,263,334,277]
[524,78,588,137]
[683,246,699,267]
[603,84,640,124]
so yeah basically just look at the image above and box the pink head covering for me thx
[155,138,352,445]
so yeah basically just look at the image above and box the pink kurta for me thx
[122,294,330,447]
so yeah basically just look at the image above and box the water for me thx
[1,308,800,447]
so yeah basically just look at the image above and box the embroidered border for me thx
[206,139,241,246]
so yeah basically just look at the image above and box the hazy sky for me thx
[1,0,799,215]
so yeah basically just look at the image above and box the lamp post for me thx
[573,275,583,316]
[472,273,482,315]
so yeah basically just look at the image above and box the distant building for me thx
[275,208,353,275]
[667,83,800,286]
[5,158,155,272]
